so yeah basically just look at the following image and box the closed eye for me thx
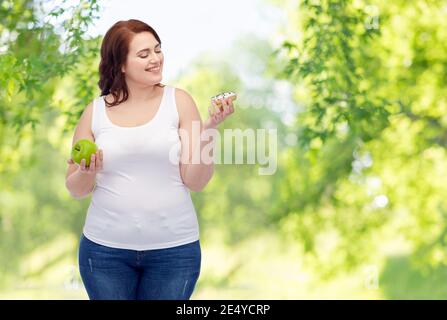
[140,51,162,58]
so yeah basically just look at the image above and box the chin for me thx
[141,75,162,85]
[145,72,162,79]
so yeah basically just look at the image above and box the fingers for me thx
[76,149,103,174]
[212,98,223,112]
[228,99,235,113]
[211,101,222,122]
[215,98,234,115]
[95,150,103,171]
[209,101,219,123]
[89,153,96,173]
[217,101,225,112]
[209,97,236,125]
[210,99,220,115]
[221,98,230,113]
[211,99,226,115]
[80,159,86,171]
[223,98,235,114]
[89,150,103,172]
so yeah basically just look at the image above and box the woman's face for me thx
[121,31,164,86]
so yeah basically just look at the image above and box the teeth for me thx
[147,66,160,72]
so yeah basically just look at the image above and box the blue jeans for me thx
[78,233,201,300]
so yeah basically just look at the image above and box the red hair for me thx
[98,19,165,107]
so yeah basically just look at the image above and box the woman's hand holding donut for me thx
[206,97,235,129]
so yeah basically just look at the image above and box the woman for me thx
[65,19,235,300]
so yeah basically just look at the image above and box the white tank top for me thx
[82,85,200,250]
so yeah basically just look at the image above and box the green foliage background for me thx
[0,0,446,298]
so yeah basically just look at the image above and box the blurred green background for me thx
[1,0,447,299]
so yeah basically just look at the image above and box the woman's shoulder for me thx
[173,87,201,126]
[173,86,194,102]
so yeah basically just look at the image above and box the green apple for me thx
[71,139,98,167]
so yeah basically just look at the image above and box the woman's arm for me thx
[65,102,102,199]
[176,89,214,192]
[175,88,234,192]
[66,169,97,199]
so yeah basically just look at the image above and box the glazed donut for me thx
[211,91,237,110]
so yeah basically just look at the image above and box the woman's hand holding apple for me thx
[67,149,103,176]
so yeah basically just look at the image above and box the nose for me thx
[148,51,161,64]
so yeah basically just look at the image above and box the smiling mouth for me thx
[146,66,161,72]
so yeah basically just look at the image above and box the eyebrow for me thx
[137,43,161,54]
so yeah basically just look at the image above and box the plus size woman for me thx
[65,19,235,300]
